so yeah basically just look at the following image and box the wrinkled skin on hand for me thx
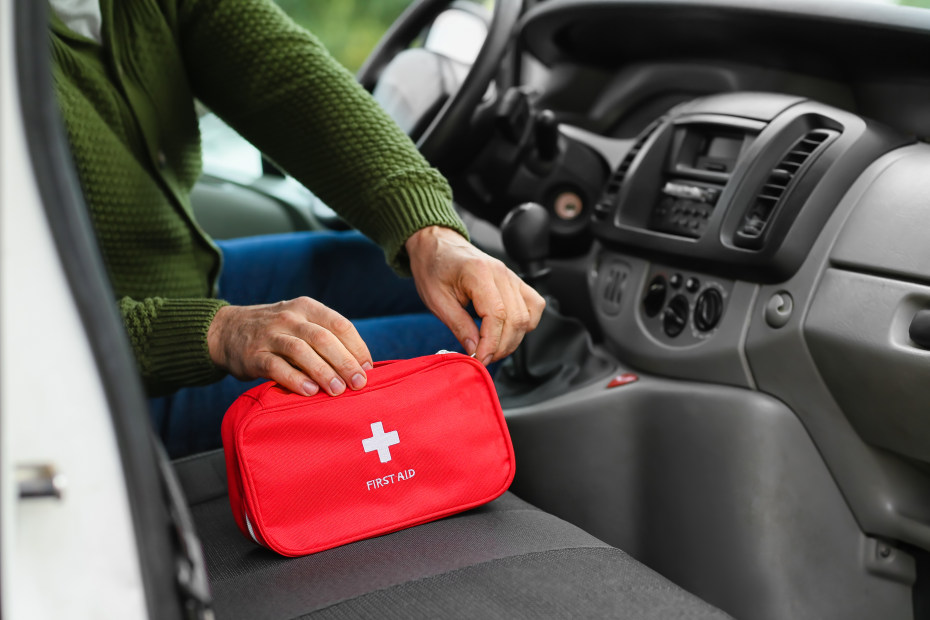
[207,226,544,396]
[405,226,545,366]
[207,297,372,397]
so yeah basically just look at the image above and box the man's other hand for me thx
[405,226,545,365]
[207,298,373,397]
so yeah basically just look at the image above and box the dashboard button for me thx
[643,275,668,317]
[686,277,701,293]
[764,291,794,328]
[694,288,724,331]
[669,273,683,289]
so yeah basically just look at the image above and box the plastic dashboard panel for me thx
[519,0,930,138]
[521,0,930,69]
[807,148,930,464]
[504,373,915,620]
[586,140,930,553]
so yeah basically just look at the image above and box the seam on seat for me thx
[293,546,640,619]
[207,502,614,618]
[205,504,609,584]
[292,547,731,620]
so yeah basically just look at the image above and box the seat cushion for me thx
[176,450,731,619]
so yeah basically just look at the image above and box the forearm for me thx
[176,0,467,270]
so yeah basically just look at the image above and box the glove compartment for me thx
[806,145,930,464]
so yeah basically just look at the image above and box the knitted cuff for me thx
[142,298,229,395]
[376,181,469,276]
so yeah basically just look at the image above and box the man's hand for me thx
[405,226,545,365]
[207,297,373,397]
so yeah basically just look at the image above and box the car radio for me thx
[647,123,754,238]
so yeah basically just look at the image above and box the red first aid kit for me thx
[221,353,515,557]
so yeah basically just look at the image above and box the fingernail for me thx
[482,354,493,366]
[350,373,366,390]
[465,339,477,355]
[302,381,319,396]
[362,361,373,371]
[329,377,346,395]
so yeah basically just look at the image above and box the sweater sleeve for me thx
[119,296,229,396]
[174,0,468,273]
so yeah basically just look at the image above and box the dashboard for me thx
[497,0,930,569]
[587,92,907,354]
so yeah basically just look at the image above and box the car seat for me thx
[174,449,733,619]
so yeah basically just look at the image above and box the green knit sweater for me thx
[50,0,467,396]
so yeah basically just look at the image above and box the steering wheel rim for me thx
[358,0,524,168]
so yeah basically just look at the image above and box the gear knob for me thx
[501,203,551,282]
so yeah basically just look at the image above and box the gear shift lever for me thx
[501,203,552,287]
[496,203,615,402]
[501,203,554,384]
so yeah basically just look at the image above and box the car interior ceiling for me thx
[18,0,930,619]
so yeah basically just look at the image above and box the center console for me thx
[646,120,755,239]
[581,93,906,381]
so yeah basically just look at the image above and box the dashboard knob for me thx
[663,295,690,338]
[694,288,724,332]
[643,275,668,317]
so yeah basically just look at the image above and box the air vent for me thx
[734,128,838,249]
[593,119,663,221]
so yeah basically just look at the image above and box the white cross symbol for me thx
[362,421,400,463]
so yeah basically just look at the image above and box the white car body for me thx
[0,2,146,616]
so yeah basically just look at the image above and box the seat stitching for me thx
[288,546,620,619]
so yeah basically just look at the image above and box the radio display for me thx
[672,126,750,175]
[705,135,743,161]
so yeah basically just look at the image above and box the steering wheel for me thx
[357,0,523,169]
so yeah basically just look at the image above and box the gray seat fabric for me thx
[175,450,731,620]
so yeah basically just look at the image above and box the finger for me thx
[493,271,530,360]
[472,284,507,366]
[258,353,320,397]
[520,280,546,330]
[295,297,373,368]
[291,323,369,394]
[424,290,481,356]
[267,332,348,396]
[319,311,374,370]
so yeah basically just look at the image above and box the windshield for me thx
[848,0,929,5]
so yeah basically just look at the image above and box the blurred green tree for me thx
[274,0,413,72]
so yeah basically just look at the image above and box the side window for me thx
[273,0,414,73]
